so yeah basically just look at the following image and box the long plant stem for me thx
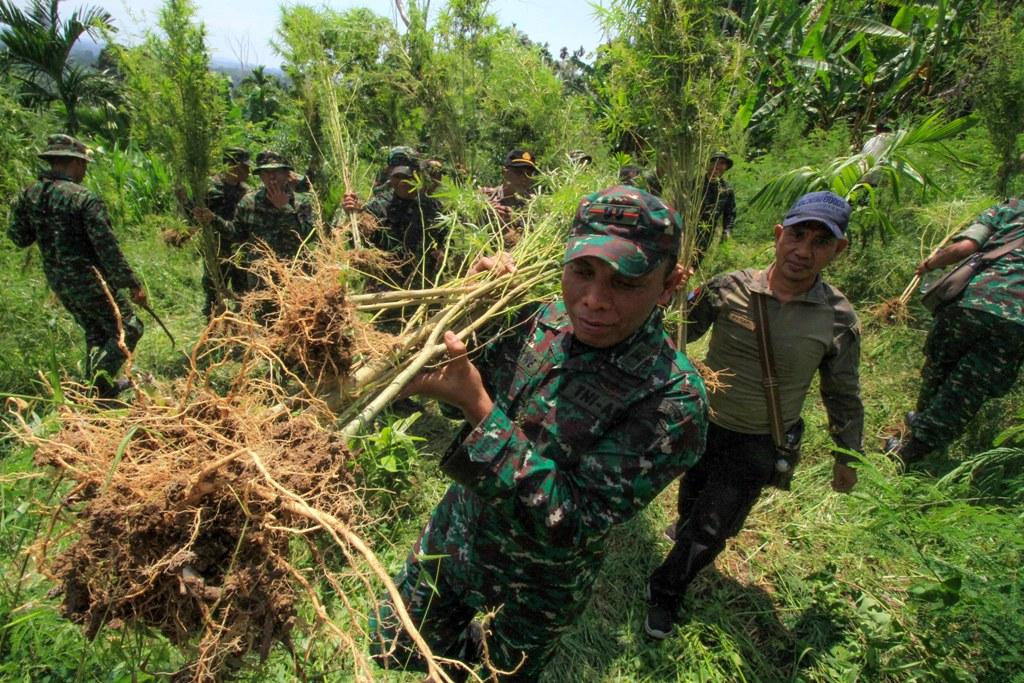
[247,450,458,683]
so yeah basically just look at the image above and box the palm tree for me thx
[238,65,283,124]
[750,112,978,243]
[0,0,117,133]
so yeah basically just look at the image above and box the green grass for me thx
[1,132,1022,681]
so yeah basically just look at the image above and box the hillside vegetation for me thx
[1,1,1022,681]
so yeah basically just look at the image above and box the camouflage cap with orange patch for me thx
[563,185,683,277]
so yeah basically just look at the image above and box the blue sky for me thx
[53,0,610,68]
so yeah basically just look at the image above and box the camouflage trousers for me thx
[369,486,595,681]
[52,275,142,395]
[913,305,1024,450]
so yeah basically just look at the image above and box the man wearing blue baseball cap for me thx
[644,190,864,640]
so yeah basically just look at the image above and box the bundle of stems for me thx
[335,201,569,439]
[873,211,967,324]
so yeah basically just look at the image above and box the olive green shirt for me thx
[687,268,864,453]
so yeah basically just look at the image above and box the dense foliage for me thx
[0,0,1022,681]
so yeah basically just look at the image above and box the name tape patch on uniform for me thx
[727,311,755,331]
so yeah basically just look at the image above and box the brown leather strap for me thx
[752,292,787,449]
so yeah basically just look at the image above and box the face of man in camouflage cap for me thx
[562,185,686,347]
[254,151,293,193]
[39,133,92,182]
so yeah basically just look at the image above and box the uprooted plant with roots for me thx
[17,381,359,680]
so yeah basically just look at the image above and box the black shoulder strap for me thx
[752,292,787,449]
[979,226,1024,263]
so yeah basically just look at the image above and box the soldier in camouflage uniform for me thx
[693,151,737,265]
[342,162,445,289]
[195,147,250,317]
[231,151,318,291]
[646,191,862,640]
[369,185,709,681]
[371,145,418,198]
[889,198,1024,465]
[480,149,541,248]
[7,134,147,398]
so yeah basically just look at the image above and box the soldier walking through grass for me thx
[231,151,318,290]
[888,198,1024,466]
[7,134,147,399]
[481,149,541,247]
[342,161,446,289]
[644,190,863,640]
[369,185,708,681]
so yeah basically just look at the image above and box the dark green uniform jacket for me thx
[8,170,143,382]
[232,187,317,263]
[373,300,707,678]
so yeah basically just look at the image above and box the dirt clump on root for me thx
[240,245,357,386]
[870,297,913,325]
[28,389,359,682]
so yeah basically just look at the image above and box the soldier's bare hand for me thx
[342,193,361,213]
[468,252,517,277]
[400,331,493,426]
[131,287,148,307]
[831,461,857,493]
[192,207,214,225]
[265,180,290,209]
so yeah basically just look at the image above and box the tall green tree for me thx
[238,65,283,125]
[962,3,1024,195]
[118,0,227,308]
[0,0,117,133]
[595,0,740,257]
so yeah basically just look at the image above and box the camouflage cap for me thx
[563,184,683,277]
[38,133,91,161]
[254,150,292,172]
[387,146,418,168]
[568,149,592,165]
[708,151,733,169]
[223,147,250,165]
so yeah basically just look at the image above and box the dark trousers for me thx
[648,422,777,611]
[59,288,143,396]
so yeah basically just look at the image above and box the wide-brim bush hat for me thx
[38,134,91,161]
[254,151,292,172]
[708,151,733,170]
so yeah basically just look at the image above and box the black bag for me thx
[921,230,1024,314]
